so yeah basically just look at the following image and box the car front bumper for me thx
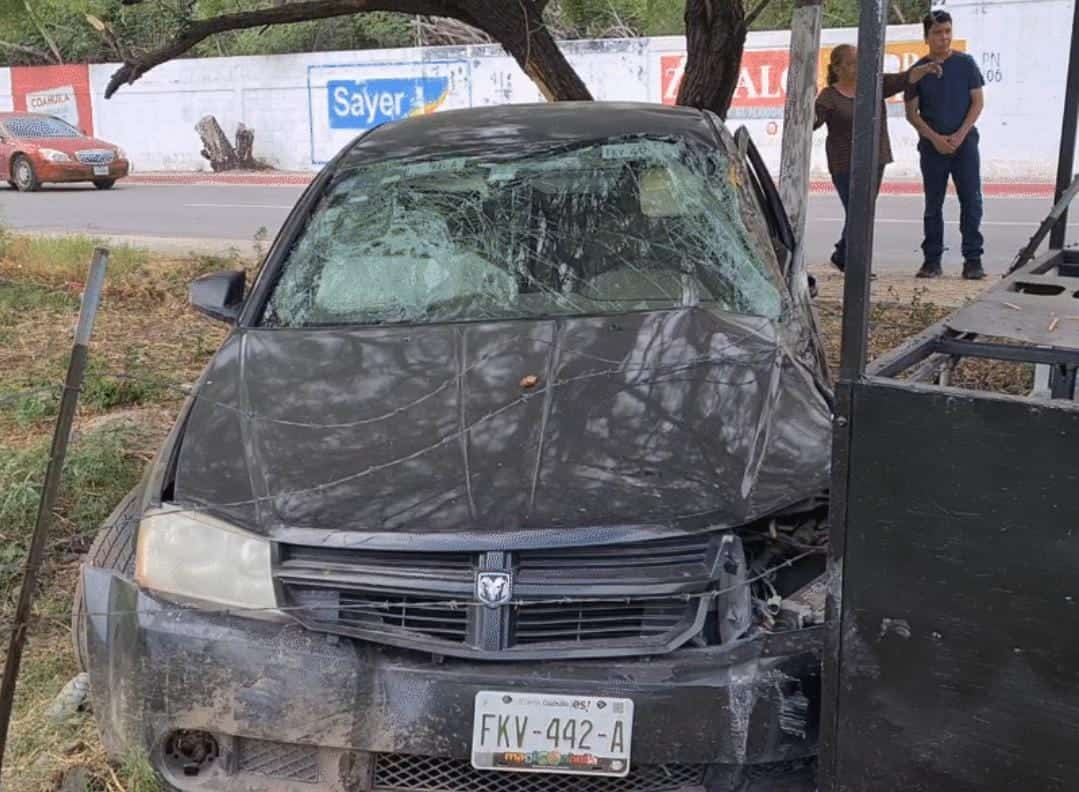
[35,159,130,183]
[82,566,822,792]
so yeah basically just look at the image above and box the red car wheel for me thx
[11,155,39,192]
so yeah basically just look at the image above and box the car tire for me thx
[71,489,141,673]
[11,155,39,192]
[93,179,116,190]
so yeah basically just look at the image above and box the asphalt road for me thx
[0,182,1070,274]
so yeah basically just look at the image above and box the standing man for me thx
[905,10,987,280]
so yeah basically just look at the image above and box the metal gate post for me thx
[1049,0,1079,250]
[820,0,888,788]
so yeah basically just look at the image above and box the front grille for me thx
[512,599,690,644]
[372,753,706,791]
[236,737,319,782]
[75,149,115,164]
[516,535,713,582]
[281,545,474,583]
[290,587,473,643]
[276,533,721,659]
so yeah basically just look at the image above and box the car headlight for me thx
[135,507,277,613]
[39,148,71,162]
[115,147,126,160]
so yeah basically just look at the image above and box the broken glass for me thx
[262,136,785,328]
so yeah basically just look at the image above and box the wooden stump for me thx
[196,115,238,172]
[195,116,272,171]
[235,123,256,168]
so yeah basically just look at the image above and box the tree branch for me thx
[743,0,772,29]
[0,38,53,61]
[105,0,447,97]
[106,0,590,104]
[23,0,62,64]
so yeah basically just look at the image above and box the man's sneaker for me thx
[962,260,986,280]
[916,263,943,279]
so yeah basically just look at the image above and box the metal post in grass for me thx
[0,248,108,775]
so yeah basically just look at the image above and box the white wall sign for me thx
[26,85,79,128]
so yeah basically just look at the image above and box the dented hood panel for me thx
[174,308,831,538]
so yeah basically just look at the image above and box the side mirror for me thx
[190,271,245,323]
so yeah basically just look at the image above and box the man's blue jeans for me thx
[919,130,984,265]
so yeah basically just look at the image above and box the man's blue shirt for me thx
[905,52,985,136]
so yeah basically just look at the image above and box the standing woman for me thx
[815,45,941,272]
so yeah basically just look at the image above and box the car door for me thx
[732,127,797,281]
[732,126,832,387]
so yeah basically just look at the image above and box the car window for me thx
[262,137,785,328]
[6,116,81,138]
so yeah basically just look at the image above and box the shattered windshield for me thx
[262,137,785,327]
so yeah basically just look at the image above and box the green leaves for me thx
[557,0,685,37]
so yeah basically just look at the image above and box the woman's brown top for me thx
[814,72,909,176]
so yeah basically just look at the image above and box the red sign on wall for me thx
[661,51,790,110]
[660,41,963,116]
[11,64,94,136]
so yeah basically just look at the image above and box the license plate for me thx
[93,165,109,176]
[472,691,633,777]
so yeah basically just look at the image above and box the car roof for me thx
[0,112,63,120]
[338,102,718,169]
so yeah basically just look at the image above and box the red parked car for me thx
[0,112,130,191]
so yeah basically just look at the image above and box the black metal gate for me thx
[823,379,1079,790]
[819,0,1079,788]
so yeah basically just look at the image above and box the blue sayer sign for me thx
[327,76,451,130]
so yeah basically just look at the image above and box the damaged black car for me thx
[74,102,833,791]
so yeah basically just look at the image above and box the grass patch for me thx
[0,239,236,791]
[0,385,61,428]
[157,250,252,295]
[0,421,157,790]
[0,280,78,326]
[119,750,164,792]
[82,359,165,412]
[0,235,151,286]
[1,632,91,791]
[0,422,146,595]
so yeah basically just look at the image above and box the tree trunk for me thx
[778,0,823,304]
[235,123,256,168]
[676,0,748,119]
[196,115,238,172]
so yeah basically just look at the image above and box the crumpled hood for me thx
[174,308,831,538]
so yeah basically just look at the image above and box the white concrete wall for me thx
[0,0,1057,179]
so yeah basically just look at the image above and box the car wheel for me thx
[71,489,140,673]
[11,155,39,192]
[93,179,116,190]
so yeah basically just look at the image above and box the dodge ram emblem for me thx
[476,571,512,607]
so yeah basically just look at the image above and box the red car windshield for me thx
[5,117,82,139]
